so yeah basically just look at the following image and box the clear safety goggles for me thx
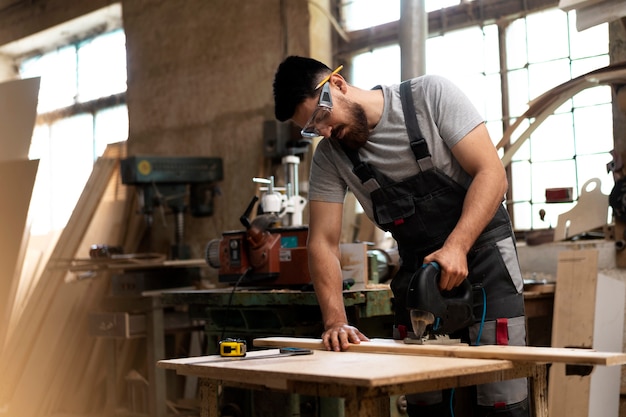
[300,65,343,139]
[300,81,333,139]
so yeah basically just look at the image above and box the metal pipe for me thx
[400,0,427,80]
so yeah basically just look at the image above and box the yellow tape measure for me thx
[219,338,247,357]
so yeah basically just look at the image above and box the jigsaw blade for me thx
[409,309,435,338]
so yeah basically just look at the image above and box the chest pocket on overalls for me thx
[371,168,466,245]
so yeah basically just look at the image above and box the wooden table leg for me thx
[530,364,548,417]
[344,388,390,417]
[199,378,219,417]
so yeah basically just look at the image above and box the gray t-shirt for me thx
[308,74,485,222]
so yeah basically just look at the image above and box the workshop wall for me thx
[121,0,311,261]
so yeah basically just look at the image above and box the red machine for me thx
[205,197,310,287]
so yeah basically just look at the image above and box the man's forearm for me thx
[446,169,507,253]
[308,247,348,329]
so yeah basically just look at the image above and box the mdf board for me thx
[0,159,39,347]
[254,337,626,366]
[0,77,40,161]
[548,250,625,417]
[552,178,608,241]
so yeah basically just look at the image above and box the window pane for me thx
[483,25,501,74]
[572,82,611,108]
[511,160,531,202]
[94,104,129,158]
[530,113,574,162]
[20,23,128,236]
[483,73,502,121]
[21,46,77,112]
[527,59,571,101]
[526,9,569,63]
[49,114,95,229]
[506,19,528,70]
[341,0,400,31]
[532,159,577,203]
[569,13,608,59]
[485,120,503,147]
[78,29,127,102]
[426,26,499,121]
[574,103,613,155]
[351,45,401,89]
[507,68,530,117]
[571,55,610,79]
[426,27,485,77]
[512,201,532,230]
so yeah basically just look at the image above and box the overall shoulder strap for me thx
[339,142,384,192]
[399,80,433,171]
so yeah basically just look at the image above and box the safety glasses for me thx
[300,82,333,138]
[300,65,343,139]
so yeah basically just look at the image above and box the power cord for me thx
[475,287,487,346]
[450,286,488,417]
[219,267,252,341]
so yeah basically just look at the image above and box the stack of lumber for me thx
[0,141,146,417]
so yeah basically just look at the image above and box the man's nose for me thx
[318,125,332,138]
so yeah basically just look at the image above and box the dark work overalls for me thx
[341,81,529,417]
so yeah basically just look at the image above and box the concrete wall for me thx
[121,0,311,259]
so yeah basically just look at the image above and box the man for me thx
[273,56,529,417]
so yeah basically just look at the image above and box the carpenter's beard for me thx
[331,100,369,150]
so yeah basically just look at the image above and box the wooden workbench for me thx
[158,347,549,417]
[159,334,626,417]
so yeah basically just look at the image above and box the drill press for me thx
[121,155,223,259]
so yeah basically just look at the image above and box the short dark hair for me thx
[273,56,331,122]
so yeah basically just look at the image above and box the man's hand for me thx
[322,323,370,351]
[424,244,468,291]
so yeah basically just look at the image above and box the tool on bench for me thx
[215,346,313,362]
[120,156,223,260]
[219,338,247,357]
[405,262,475,345]
[205,194,310,287]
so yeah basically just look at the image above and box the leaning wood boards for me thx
[549,250,625,417]
[253,337,626,367]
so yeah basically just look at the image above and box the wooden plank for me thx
[252,337,626,366]
[548,250,597,417]
[0,156,118,415]
[0,77,40,161]
[548,250,625,417]
[0,159,39,350]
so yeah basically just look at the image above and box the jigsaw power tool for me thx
[405,262,475,344]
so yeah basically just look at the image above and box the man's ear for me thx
[331,74,348,94]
